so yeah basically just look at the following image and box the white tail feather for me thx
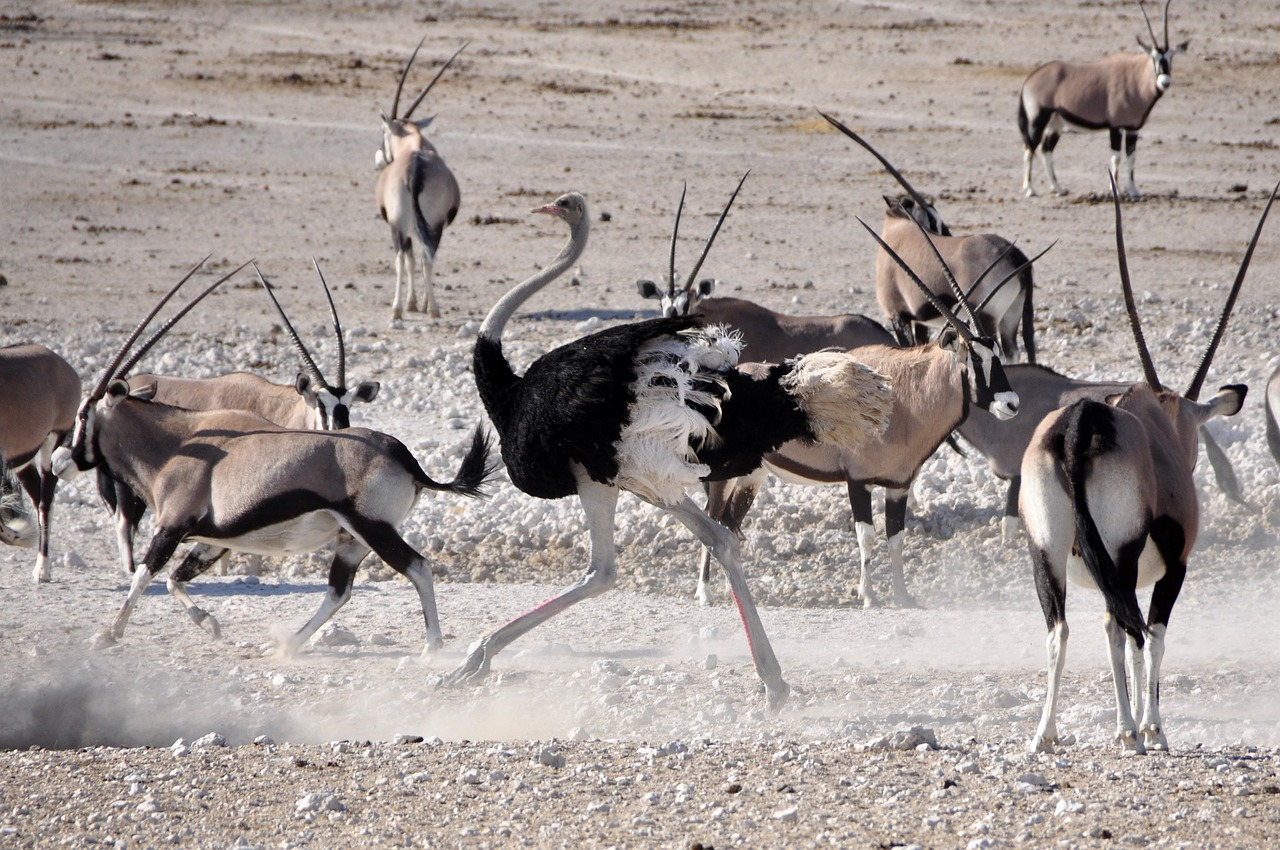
[781,351,894,448]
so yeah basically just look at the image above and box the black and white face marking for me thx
[52,399,102,480]
[1149,45,1173,92]
[965,337,1019,420]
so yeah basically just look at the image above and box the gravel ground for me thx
[2,0,1280,847]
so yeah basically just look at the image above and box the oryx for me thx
[1019,0,1188,199]
[51,260,495,655]
[1266,366,1280,467]
[1019,179,1274,754]
[821,111,1037,363]
[376,39,465,320]
[0,344,81,583]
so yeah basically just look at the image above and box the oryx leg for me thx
[420,248,439,318]
[112,481,147,575]
[97,525,189,647]
[889,315,916,350]
[16,462,55,584]
[1137,518,1187,752]
[662,494,789,713]
[1022,106,1055,197]
[1001,477,1022,544]
[1039,113,1066,196]
[1108,127,1125,198]
[1023,467,1072,752]
[1122,129,1140,200]
[697,471,764,606]
[848,481,879,608]
[166,543,230,639]
[351,516,444,655]
[445,478,621,687]
[276,531,372,658]
[884,487,918,608]
[391,236,412,320]
[1104,611,1144,753]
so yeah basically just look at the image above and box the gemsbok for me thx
[821,111,1038,363]
[1020,178,1274,754]
[51,260,495,655]
[102,261,381,578]
[1019,0,1187,199]
[0,343,81,583]
[697,214,1021,609]
[376,40,465,320]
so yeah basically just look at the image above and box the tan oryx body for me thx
[699,217,1021,609]
[1019,0,1188,199]
[51,260,496,656]
[0,344,81,583]
[376,41,465,320]
[821,112,1038,363]
[1019,179,1273,755]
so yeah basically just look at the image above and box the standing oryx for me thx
[0,344,81,583]
[102,262,381,578]
[51,260,495,655]
[1019,0,1187,199]
[697,216,1021,609]
[821,111,1038,363]
[1020,179,1274,754]
[376,40,465,321]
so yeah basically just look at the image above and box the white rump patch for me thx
[615,325,743,506]
[779,351,894,449]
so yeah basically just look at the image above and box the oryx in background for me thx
[0,344,81,583]
[52,260,495,655]
[376,40,465,320]
[1020,179,1274,754]
[1019,0,1187,199]
[821,111,1037,363]
[103,261,381,578]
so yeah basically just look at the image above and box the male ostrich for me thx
[449,183,895,712]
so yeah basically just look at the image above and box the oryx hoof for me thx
[893,590,922,609]
[694,585,716,607]
[1022,186,1037,198]
[1116,728,1146,755]
[1029,733,1057,754]
[1053,187,1068,197]
[420,635,445,657]
[858,590,879,610]
[91,630,119,650]
[188,609,222,640]
[1141,724,1169,752]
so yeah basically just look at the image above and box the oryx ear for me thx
[636,279,661,299]
[696,278,716,298]
[1174,40,1190,54]
[295,373,315,397]
[1104,391,1126,406]
[937,325,959,351]
[1136,35,1152,51]
[415,116,435,131]
[128,380,157,401]
[354,381,381,403]
[105,378,133,406]
[882,194,898,209]
[1205,384,1247,419]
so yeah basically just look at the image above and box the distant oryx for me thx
[1019,0,1187,199]
[1020,179,1274,755]
[698,216,1021,609]
[102,261,381,578]
[821,111,1038,364]
[376,40,465,320]
[51,260,495,655]
[0,343,81,583]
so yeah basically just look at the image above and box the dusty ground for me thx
[2,0,1280,847]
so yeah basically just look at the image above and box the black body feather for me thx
[698,363,815,481]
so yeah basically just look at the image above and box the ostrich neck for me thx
[478,217,590,341]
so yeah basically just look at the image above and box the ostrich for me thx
[448,181,896,712]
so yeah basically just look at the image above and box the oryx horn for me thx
[855,216,976,342]
[1184,180,1278,400]
[819,110,949,236]
[254,262,331,391]
[681,170,750,293]
[389,37,426,120]
[1110,174,1164,390]
[312,258,347,389]
[402,42,468,120]
[669,181,688,292]
[1136,0,1161,48]
[902,209,983,330]
[971,241,1056,316]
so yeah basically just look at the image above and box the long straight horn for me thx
[1110,174,1162,390]
[255,263,330,390]
[403,42,468,120]
[1185,181,1278,400]
[819,110,948,236]
[1162,0,1172,49]
[1136,0,1160,47]
[90,255,210,400]
[856,216,975,342]
[961,241,1019,302]
[670,181,687,292]
[312,258,346,389]
[389,36,427,120]
[972,241,1056,316]
[902,211,982,329]
[681,170,749,292]
[115,260,253,382]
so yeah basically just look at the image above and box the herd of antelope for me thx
[3,0,1279,754]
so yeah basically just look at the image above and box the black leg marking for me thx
[1004,477,1021,520]
[884,491,907,541]
[170,544,229,584]
[1125,131,1139,158]
[1030,545,1066,631]
[141,526,190,576]
[1040,131,1061,154]
[846,481,873,528]
[1109,127,1123,156]
[1146,517,1187,628]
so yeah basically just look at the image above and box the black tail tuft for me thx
[419,425,499,498]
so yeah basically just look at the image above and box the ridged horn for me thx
[1136,0,1160,48]
[681,171,749,293]
[255,262,330,391]
[902,210,983,329]
[1110,174,1163,390]
[402,42,468,120]
[389,36,426,120]
[971,241,1056,317]
[312,258,346,389]
[670,181,687,295]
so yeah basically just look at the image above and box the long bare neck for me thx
[478,216,590,342]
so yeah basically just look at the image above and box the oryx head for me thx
[1135,0,1189,94]
[636,173,749,318]
[1110,174,1274,465]
[857,216,1020,421]
[820,110,951,237]
[256,261,380,430]
[53,259,249,480]
[375,40,466,169]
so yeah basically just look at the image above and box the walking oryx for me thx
[1019,0,1187,199]
[1266,366,1280,468]
[821,111,1037,363]
[102,261,381,578]
[695,213,1021,609]
[51,260,495,655]
[376,40,465,320]
[1020,179,1274,754]
[448,179,895,713]
[0,344,81,583]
